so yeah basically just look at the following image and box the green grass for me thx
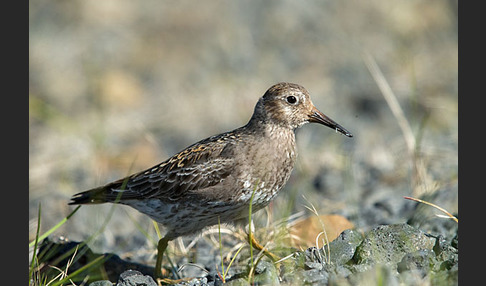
[29,205,81,249]
[29,203,109,286]
[29,190,127,285]
[302,195,331,264]
[217,216,246,283]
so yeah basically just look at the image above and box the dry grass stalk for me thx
[363,52,432,197]
[404,196,458,223]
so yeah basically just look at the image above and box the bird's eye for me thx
[286,96,298,104]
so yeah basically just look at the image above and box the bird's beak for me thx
[308,106,353,137]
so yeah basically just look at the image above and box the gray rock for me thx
[253,261,280,285]
[175,277,209,286]
[224,277,250,286]
[302,268,329,285]
[116,270,157,286]
[397,249,434,274]
[349,265,400,286]
[89,281,113,286]
[353,224,435,267]
[328,229,363,265]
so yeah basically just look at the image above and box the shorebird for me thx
[69,82,353,278]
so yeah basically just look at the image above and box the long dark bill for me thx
[309,108,353,138]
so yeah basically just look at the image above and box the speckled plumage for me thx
[69,82,352,277]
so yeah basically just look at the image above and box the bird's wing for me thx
[70,133,240,204]
[123,138,237,201]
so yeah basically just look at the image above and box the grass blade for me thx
[218,216,225,281]
[363,52,415,152]
[224,244,245,278]
[29,203,42,284]
[404,196,458,223]
[48,254,107,286]
[248,180,259,270]
[29,205,81,249]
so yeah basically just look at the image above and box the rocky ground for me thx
[30,1,457,285]
[32,172,458,285]
[35,220,457,285]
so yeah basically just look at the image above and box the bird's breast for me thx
[234,127,297,207]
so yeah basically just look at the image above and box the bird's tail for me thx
[68,186,113,205]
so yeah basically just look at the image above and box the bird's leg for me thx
[248,231,280,262]
[154,236,196,285]
[154,236,169,278]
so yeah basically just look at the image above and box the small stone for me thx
[89,281,113,286]
[116,269,157,286]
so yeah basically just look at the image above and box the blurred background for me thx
[29,0,457,263]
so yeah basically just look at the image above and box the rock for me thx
[224,277,250,286]
[328,229,363,265]
[89,281,113,286]
[397,249,434,274]
[348,265,400,286]
[116,270,157,286]
[175,277,209,286]
[302,268,329,285]
[352,224,435,267]
[253,261,280,285]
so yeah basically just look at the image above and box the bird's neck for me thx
[244,121,297,161]
[244,117,295,139]
[264,123,296,143]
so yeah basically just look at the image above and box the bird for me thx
[69,82,353,278]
